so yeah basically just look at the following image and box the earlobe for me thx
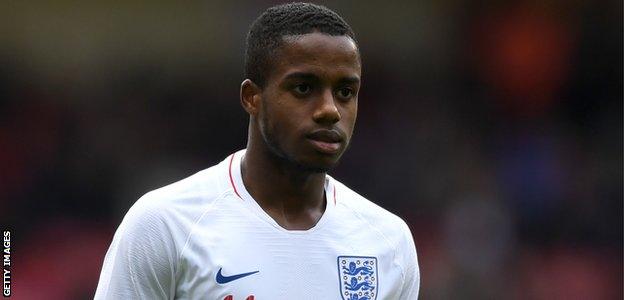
[240,79,262,116]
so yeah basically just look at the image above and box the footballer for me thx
[95,3,420,299]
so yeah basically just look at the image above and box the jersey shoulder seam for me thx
[336,187,407,280]
[175,189,230,276]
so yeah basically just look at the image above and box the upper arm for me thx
[398,221,420,300]
[94,198,178,300]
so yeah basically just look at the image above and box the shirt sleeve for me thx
[94,196,177,300]
[398,221,420,300]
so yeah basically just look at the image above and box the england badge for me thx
[337,256,378,300]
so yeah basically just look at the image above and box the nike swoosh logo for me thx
[215,268,259,284]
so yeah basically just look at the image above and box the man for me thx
[95,3,419,299]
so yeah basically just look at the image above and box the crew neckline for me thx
[227,149,336,234]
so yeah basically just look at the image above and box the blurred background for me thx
[1,0,622,299]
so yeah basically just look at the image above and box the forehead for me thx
[270,32,361,80]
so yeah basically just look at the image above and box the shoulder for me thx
[331,177,412,244]
[119,156,234,249]
[330,176,419,293]
[130,157,231,221]
[95,155,237,299]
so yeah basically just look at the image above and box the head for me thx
[241,3,361,173]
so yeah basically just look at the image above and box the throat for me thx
[241,152,329,230]
[263,193,328,230]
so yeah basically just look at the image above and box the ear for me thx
[240,79,262,116]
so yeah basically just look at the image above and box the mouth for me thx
[306,129,344,154]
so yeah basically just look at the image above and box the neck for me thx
[241,142,327,230]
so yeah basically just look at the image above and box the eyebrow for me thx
[283,72,319,82]
[338,76,361,85]
[283,72,360,85]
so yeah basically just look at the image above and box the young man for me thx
[95,3,419,299]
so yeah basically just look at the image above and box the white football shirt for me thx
[95,149,420,299]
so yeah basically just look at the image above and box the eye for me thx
[336,87,354,99]
[293,83,312,95]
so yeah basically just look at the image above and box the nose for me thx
[312,89,341,125]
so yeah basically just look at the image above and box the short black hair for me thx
[244,2,357,88]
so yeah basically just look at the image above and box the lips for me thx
[306,129,343,154]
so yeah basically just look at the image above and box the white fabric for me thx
[95,149,420,299]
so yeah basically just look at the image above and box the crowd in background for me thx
[1,0,621,299]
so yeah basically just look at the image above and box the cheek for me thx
[273,94,305,125]
[262,98,299,137]
[351,102,358,123]
[341,102,358,132]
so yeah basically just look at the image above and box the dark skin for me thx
[240,32,361,230]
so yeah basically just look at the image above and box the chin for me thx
[293,162,332,173]
[263,139,341,173]
[293,154,341,173]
